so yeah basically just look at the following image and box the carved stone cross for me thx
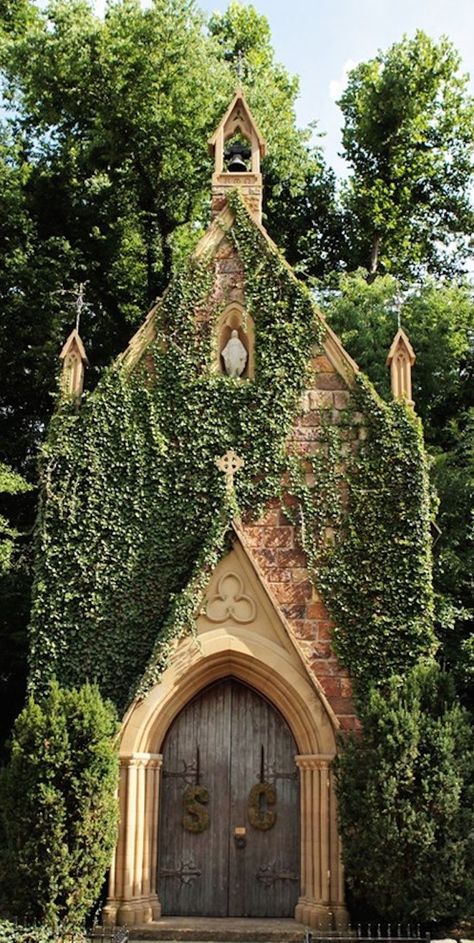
[215,449,244,494]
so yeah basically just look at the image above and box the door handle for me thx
[234,826,247,849]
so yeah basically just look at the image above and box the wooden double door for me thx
[159,678,300,917]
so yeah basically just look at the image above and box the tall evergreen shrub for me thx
[0,682,119,931]
[334,663,474,923]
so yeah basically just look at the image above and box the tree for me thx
[0,462,34,760]
[339,32,474,279]
[334,663,474,923]
[0,681,119,931]
[0,462,32,574]
[432,410,474,705]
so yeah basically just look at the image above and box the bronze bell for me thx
[227,153,248,173]
[225,142,251,173]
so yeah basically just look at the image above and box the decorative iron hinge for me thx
[256,862,299,886]
[264,762,298,783]
[162,759,199,786]
[160,858,201,886]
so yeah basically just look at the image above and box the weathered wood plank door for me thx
[158,678,299,917]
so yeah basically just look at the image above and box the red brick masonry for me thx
[240,350,363,733]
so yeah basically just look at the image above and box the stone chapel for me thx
[33,92,429,932]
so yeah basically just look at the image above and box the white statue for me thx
[221,329,248,378]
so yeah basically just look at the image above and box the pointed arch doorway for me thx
[104,533,349,929]
[158,678,299,917]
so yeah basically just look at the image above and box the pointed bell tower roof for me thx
[208,89,267,158]
[209,90,267,225]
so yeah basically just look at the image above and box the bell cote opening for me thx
[209,90,267,224]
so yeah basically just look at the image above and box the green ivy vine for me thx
[287,373,436,700]
[29,195,435,713]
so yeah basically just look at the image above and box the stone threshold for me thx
[125,916,307,941]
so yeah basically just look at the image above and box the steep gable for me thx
[118,199,358,390]
[29,194,434,716]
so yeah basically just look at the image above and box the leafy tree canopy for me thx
[0,462,32,575]
[339,31,474,278]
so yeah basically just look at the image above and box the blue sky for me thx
[99,0,473,178]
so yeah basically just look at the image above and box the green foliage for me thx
[0,920,85,943]
[0,462,32,574]
[322,273,474,703]
[288,374,435,697]
[0,681,119,931]
[28,197,435,716]
[0,462,33,758]
[432,410,474,703]
[321,273,474,438]
[334,662,474,923]
[339,31,474,277]
[29,198,321,708]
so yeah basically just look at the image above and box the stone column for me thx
[103,753,163,927]
[294,755,348,930]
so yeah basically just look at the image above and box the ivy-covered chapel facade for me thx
[30,94,434,929]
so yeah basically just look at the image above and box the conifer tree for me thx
[334,663,474,923]
[0,681,119,931]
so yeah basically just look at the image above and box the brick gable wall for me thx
[196,233,362,731]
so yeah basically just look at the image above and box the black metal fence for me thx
[88,927,129,943]
[305,926,430,943]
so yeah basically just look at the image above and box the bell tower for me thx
[208,90,267,224]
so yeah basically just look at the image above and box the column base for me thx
[295,897,349,930]
[113,895,161,926]
[102,901,119,927]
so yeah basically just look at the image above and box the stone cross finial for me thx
[215,449,244,494]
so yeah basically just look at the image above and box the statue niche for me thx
[222,330,247,377]
[216,304,254,380]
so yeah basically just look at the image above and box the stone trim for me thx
[104,753,164,926]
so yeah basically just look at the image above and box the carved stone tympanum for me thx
[206,572,256,624]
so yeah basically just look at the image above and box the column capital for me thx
[295,754,334,770]
[120,752,163,770]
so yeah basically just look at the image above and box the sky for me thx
[97,0,474,178]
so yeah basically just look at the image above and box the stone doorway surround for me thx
[103,534,348,930]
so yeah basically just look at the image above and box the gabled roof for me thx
[59,328,89,365]
[117,198,359,388]
[386,327,416,366]
[208,89,267,157]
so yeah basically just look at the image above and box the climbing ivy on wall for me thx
[29,198,321,710]
[29,196,435,712]
[288,374,435,700]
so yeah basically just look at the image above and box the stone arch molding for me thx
[104,536,347,930]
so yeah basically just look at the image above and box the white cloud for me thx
[329,59,357,101]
